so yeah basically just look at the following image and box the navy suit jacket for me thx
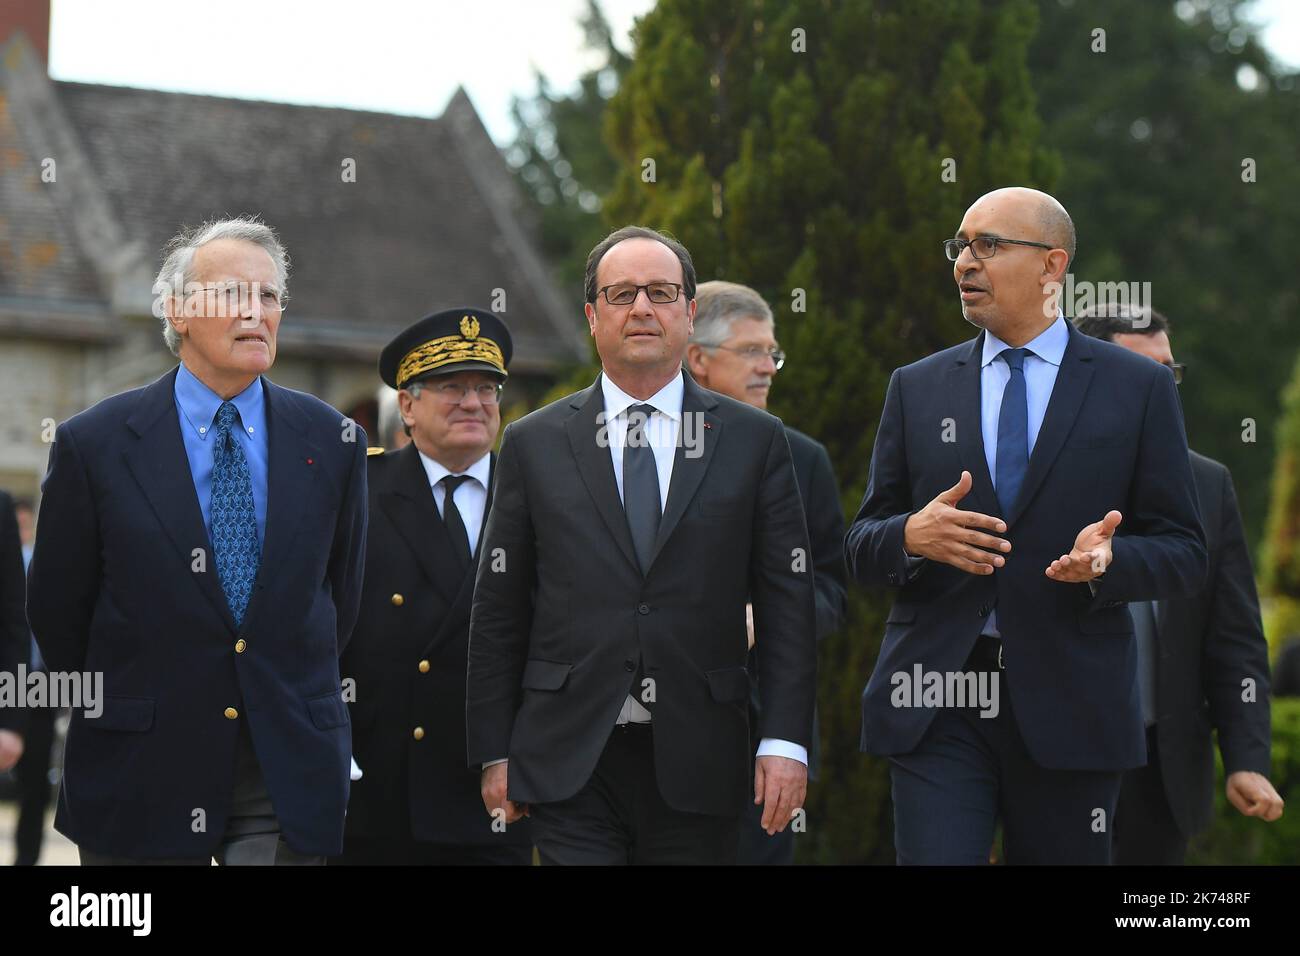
[845,324,1208,771]
[26,366,368,858]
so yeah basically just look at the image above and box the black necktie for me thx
[622,403,662,575]
[440,474,473,569]
[622,403,661,714]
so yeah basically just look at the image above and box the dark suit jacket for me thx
[846,324,1208,771]
[0,490,29,736]
[341,444,530,847]
[467,371,817,817]
[1152,451,1272,835]
[747,426,847,779]
[26,366,368,858]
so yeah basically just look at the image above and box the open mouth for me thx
[959,281,987,300]
[235,333,267,344]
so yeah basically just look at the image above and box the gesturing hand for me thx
[1045,510,1122,583]
[902,471,1010,575]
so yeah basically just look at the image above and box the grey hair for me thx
[376,385,403,446]
[154,217,290,356]
[690,280,774,348]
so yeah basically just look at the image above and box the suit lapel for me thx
[946,333,1001,519]
[565,377,641,575]
[123,367,237,634]
[648,374,720,569]
[378,443,462,605]
[1007,324,1096,525]
[242,380,320,631]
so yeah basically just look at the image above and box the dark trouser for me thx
[1113,727,1189,865]
[330,837,532,865]
[738,773,796,865]
[79,719,324,866]
[890,637,1123,865]
[13,706,59,866]
[528,723,740,865]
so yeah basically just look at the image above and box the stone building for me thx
[0,7,584,498]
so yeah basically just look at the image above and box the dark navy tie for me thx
[995,348,1031,516]
[211,401,260,626]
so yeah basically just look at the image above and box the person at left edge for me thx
[333,308,532,865]
[25,218,368,865]
[0,490,28,776]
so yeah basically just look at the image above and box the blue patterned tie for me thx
[995,348,1031,515]
[211,401,260,626]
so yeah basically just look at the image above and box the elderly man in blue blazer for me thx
[27,218,368,865]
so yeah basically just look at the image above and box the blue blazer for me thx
[845,324,1207,771]
[27,366,368,858]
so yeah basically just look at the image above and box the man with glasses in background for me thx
[686,280,847,865]
[334,308,532,865]
[1074,305,1282,863]
[27,218,368,865]
[846,187,1207,864]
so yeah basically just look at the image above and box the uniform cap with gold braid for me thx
[379,308,513,389]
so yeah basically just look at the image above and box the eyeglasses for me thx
[597,282,683,305]
[415,381,503,405]
[943,237,1054,261]
[188,282,286,314]
[707,344,786,370]
[1165,362,1186,385]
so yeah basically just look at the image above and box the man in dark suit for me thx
[845,187,1208,864]
[334,308,531,865]
[0,491,28,776]
[686,279,847,865]
[468,225,817,865]
[1074,305,1283,863]
[26,218,367,865]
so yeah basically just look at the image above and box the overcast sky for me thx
[46,0,1300,146]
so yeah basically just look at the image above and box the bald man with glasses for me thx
[846,187,1207,864]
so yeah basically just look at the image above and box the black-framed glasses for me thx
[419,381,503,405]
[943,236,1054,261]
[1166,362,1186,385]
[708,344,786,371]
[598,282,683,305]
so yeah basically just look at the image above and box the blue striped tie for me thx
[995,348,1031,515]
[211,401,260,626]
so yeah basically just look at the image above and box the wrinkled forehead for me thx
[597,237,684,285]
[956,194,1040,240]
[191,239,279,285]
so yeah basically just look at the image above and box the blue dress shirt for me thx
[978,314,1069,637]
[173,363,269,548]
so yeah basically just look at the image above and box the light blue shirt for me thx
[173,363,269,548]
[978,314,1069,638]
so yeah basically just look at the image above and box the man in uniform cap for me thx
[333,307,532,865]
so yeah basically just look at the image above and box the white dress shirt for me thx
[601,371,807,766]
[417,448,492,556]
